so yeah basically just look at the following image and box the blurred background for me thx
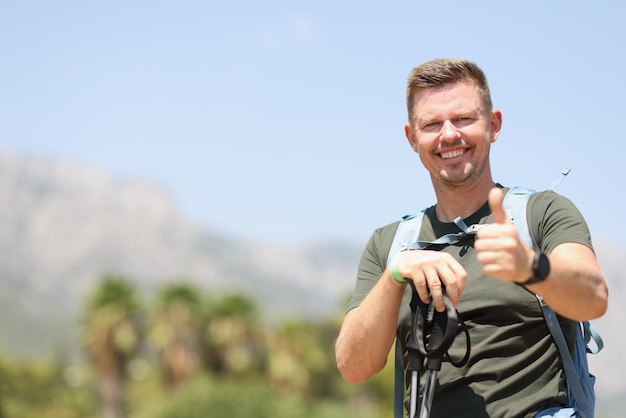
[1,1,625,417]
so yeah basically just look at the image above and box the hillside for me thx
[0,149,624,415]
[0,150,360,308]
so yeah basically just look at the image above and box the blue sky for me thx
[1,1,625,247]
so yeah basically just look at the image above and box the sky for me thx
[1,0,625,248]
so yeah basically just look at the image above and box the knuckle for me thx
[428,279,443,291]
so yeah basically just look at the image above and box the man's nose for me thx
[440,120,461,141]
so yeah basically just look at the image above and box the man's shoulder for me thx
[526,189,572,211]
[370,219,402,247]
[373,207,435,242]
[503,186,565,209]
[365,207,436,262]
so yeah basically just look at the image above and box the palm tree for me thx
[149,283,203,389]
[83,275,140,418]
[264,318,333,396]
[204,293,265,379]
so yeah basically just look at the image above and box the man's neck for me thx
[432,179,497,222]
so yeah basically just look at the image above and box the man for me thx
[335,58,608,417]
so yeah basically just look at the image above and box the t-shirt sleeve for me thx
[346,221,399,312]
[528,190,594,253]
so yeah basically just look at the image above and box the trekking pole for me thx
[418,304,452,418]
[405,322,424,418]
[406,281,459,418]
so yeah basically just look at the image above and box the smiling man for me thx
[335,58,608,418]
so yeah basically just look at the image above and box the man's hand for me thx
[391,249,467,312]
[475,187,535,283]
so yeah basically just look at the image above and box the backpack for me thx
[389,185,604,418]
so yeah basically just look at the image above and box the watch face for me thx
[521,251,551,286]
[535,251,550,279]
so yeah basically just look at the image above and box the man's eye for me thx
[424,121,439,128]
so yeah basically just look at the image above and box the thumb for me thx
[488,187,509,225]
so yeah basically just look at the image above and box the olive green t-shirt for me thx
[347,188,593,418]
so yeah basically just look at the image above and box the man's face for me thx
[405,81,501,188]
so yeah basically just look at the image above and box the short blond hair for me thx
[406,58,493,121]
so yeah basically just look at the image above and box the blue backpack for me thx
[389,181,603,418]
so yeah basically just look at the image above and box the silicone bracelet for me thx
[391,263,407,284]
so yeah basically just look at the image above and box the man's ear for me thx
[490,109,503,144]
[405,123,419,153]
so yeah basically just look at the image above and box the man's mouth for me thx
[439,149,465,159]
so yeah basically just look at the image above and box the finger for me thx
[424,267,445,312]
[488,187,509,225]
[411,272,432,307]
[438,262,467,307]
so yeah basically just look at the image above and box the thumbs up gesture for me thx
[488,187,509,225]
[474,187,534,283]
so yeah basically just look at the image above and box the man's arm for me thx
[336,249,467,384]
[523,242,607,321]
[475,187,608,321]
[335,267,406,384]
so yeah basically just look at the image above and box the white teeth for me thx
[440,150,464,159]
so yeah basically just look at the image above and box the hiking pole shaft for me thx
[419,369,438,418]
[409,370,419,418]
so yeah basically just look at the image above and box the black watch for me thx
[520,250,550,286]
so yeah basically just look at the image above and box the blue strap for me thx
[538,296,589,412]
[549,168,572,190]
[388,212,426,258]
[406,216,483,250]
[501,182,604,413]
[393,341,405,418]
[583,321,603,355]
[502,186,535,246]
[388,214,423,418]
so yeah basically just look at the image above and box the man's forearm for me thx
[335,268,406,384]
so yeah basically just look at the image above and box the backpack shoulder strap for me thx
[539,297,590,412]
[504,185,604,414]
[386,211,427,266]
[393,340,405,418]
[502,186,536,248]
[388,211,427,418]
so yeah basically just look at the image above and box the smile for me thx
[440,149,465,159]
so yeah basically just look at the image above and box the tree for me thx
[149,283,203,389]
[204,293,265,379]
[83,275,140,418]
[264,318,334,397]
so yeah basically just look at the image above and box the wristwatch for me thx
[520,250,550,286]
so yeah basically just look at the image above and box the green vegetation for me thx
[0,275,393,418]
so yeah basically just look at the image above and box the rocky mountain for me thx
[0,149,361,354]
[2,149,364,309]
[0,148,624,414]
